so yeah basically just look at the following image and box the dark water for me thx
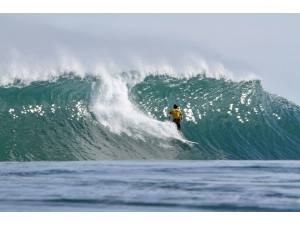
[0,74,300,160]
[0,160,300,211]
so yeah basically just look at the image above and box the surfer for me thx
[169,104,183,130]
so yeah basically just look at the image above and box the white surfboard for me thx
[181,139,199,145]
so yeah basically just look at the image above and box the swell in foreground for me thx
[0,160,300,211]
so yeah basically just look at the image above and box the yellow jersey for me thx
[169,108,182,120]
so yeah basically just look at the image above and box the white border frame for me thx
[0,0,300,13]
[1,0,300,224]
[2,212,300,225]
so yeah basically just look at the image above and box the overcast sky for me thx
[0,14,299,104]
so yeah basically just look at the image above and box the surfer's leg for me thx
[177,121,181,130]
[172,119,181,130]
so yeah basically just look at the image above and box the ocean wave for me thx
[0,72,299,160]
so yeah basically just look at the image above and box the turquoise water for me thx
[0,160,300,211]
[0,73,299,160]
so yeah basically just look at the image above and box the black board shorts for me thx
[173,119,181,130]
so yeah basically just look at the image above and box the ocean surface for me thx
[0,160,300,212]
[0,71,300,212]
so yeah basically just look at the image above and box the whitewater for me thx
[0,61,299,161]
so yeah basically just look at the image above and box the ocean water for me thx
[0,67,299,213]
[0,160,300,211]
[0,73,300,161]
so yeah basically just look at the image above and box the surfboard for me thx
[182,139,199,145]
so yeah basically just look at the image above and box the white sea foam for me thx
[89,69,182,139]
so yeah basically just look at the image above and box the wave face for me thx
[0,73,300,161]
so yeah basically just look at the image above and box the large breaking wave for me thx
[0,72,300,161]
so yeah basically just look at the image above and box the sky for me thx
[0,14,299,104]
